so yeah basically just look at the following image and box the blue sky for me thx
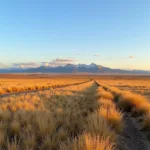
[0,0,149,70]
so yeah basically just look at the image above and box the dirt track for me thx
[0,79,92,98]
[95,81,150,150]
[117,114,150,150]
[1,80,150,150]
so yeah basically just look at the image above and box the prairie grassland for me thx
[97,86,124,133]
[96,77,150,99]
[98,83,150,116]
[60,133,114,150]
[96,79,150,137]
[97,87,114,100]
[0,81,95,150]
[3,74,150,149]
[0,80,118,150]
[0,77,89,95]
[60,86,124,150]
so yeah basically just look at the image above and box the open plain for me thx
[0,74,149,149]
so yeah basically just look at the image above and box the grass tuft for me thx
[60,133,114,150]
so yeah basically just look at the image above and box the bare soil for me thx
[117,113,150,150]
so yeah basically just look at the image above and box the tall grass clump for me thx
[97,87,114,100]
[59,83,117,150]
[117,91,150,115]
[60,110,115,150]
[100,84,150,134]
[96,86,124,133]
[0,81,104,150]
[98,106,123,133]
[98,98,124,133]
[0,78,90,95]
[60,133,114,150]
[103,84,150,116]
[84,112,115,140]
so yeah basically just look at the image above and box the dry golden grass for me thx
[137,102,150,115]
[96,86,124,133]
[64,85,124,150]
[0,81,107,150]
[84,112,115,140]
[98,81,150,133]
[0,75,134,149]
[98,106,123,133]
[98,82,150,115]
[118,91,146,111]
[98,98,114,108]
[107,88,150,116]
[95,77,150,99]
[97,87,114,100]
[0,77,89,95]
[60,98,116,150]
[60,133,114,150]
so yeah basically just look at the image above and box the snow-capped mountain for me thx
[0,63,149,74]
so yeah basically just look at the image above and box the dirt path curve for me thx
[117,113,150,150]
[0,79,92,98]
[94,81,150,150]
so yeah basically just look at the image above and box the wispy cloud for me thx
[129,56,134,59]
[9,58,76,69]
[41,58,76,67]
[94,54,100,57]
[119,56,134,59]
[12,62,40,68]
[55,58,75,63]
[0,63,7,69]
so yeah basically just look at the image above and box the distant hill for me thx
[0,63,149,75]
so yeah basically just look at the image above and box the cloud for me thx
[41,58,76,67]
[0,63,7,68]
[119,56,134,59]
[2,58,76,69]
[12,62,40,68]
[55,58,75,63]
[129,56,134,59]
[94,54,100,57]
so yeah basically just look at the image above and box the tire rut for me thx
[94,81,150,150]
[117,114,149,150]
[0,79,92,98]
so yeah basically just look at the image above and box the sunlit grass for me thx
[98,106,123,133]
[96,86,124,133]
[97,87,114,100]
[60,133,114,150]
[0,78,128,150]
[97,81,150,134]
[0,78,90,95]
[0,81,105,150]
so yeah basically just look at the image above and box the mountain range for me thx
[0,63,149,74]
